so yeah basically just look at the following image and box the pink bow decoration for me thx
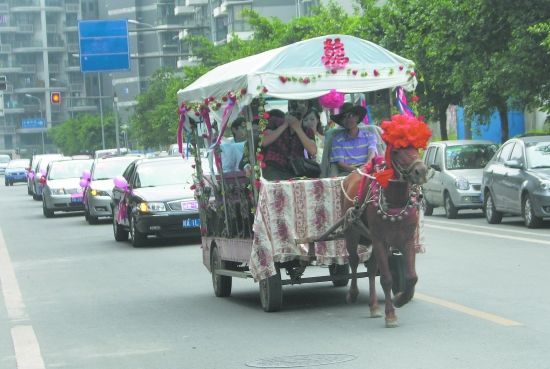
[319,89,345,109]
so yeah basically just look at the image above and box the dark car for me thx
[482,135,550,228]
[111,156,200,247]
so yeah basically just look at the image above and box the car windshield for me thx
[49,160,93,180]
[7,159,29,168]
[134,160,194,188]
[445,144,497,170]
[93,158,136,180]
[37,156,63,172]
[526,141,550,169]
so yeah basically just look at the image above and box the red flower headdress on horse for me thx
[373,114,432,188]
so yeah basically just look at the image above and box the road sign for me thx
[21,118,45,129]
[78,19,130,73]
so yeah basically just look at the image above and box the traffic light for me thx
[0,75,6,91]
[50,91,61,104]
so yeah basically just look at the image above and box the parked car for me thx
[482,135,550,228]
[94,148,129,159]
[5,159,30,186]
[111,156,200,247]
[82,155,140,224]
[0,154,10,175]
[42,158,93,217]
[422,140,498,218]
[29,154,64,200]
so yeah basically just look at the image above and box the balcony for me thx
[185,0,208,6]
[175,5,195,15]
[46,24,57,33]
[10,0,41,13]
[17,24,34,33]
[12,40,43,53]
[213,6,227,18]
[66,3,80,13]
[69,83,83,92]
[0,65,23,73]
[67,43,79,53]
[49,63,61,74]
[2,105,25,114]
[227,31,253,42]
[66,64,80,72]
[21,64,37,73]
[0,25,18,33]
[67,98,97,113]
[221,0,253,12]
[0,44,12,53]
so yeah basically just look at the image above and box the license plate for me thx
[181,201,198,211]
[183,218,200,228]
[71,197,82,203]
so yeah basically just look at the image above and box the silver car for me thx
[30,154,64,200]
[83,155,140,224]
[422,140,498,218]
[42,158,93,217]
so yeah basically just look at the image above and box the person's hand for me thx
[244,164,253,176]
[285,115,300,131]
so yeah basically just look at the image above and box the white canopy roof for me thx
[177,34,416,105]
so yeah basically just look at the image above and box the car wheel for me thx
[422,197,434,216]
[112,213,129,241]
[129,214,147,247]
[523,194,543,229]
[211,245,232,297]
[4,180,8,186]
[42,199,54,218]
[85,208,99,225]
[484,191,502,224]
[32,194,41,201]
[9,182,13,186]
[444,193,458,219]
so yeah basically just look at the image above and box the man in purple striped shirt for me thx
[329,103,378,175]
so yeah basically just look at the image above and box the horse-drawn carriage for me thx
[177,35,429,326]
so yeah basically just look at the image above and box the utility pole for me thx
[113,93,120,155]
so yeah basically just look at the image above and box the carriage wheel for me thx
[259,271,282,312]
[389,253,406,296]
[211,246,232,297]
[329,264,350,287]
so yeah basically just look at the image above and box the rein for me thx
[392,157,424,181]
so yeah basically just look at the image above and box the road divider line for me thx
[425,218,548,238]
[0,229,28,322]
[11,325,46,369]
[0,228,46,369]
[415,292,522,326]
[425,223,550,246]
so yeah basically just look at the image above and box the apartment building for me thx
[0,0,99,154]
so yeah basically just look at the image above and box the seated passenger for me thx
[219,117,247,173]
[329,103,377,176]
[261,109,317,181]
[301,108,324,163]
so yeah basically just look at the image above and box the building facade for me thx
[0,0,99,154]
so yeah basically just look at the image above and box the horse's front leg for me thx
[365,254,382,318]
[344,232,360,304]
[394,239,418,308]
[373,240,397,327]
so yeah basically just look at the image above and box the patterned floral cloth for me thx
[250,177,371,281]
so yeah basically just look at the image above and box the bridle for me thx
[391,155,424,182]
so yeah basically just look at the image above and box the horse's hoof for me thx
[394,290,414,308]
[385,317,399,328]
[370,308,383,318]
[346,293,358,304]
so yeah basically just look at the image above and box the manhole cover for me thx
[246,354,357,368]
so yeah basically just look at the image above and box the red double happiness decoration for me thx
[321,37,349,72]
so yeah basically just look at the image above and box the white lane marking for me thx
[0,229,28,322]
[425,217,549,238]
[415,293,522,327]
[425,223,550,246]
[11,326,46,369]
[0,229,46,369]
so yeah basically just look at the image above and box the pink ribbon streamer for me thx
[177,103,188,158]
[210,97,236,149]
[396,87,414,117]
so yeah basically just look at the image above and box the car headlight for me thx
[138,202,166,213]
[455,177,470,190]
[540,180,550,190]
[89,188,110,197]
[50,188,66,195]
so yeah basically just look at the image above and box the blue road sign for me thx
[78,19,130,73]
[21,118,45,129]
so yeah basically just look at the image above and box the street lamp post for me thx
[128,20,162,68]
[25,94,45,154]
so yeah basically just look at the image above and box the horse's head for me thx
[379,114,432,186]
[390,146,428,185]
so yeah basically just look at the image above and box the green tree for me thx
[50,113,115,155]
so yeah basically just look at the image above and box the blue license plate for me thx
[71,197,83,203]
[183,218,200,228]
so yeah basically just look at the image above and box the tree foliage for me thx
[50,113,115,155]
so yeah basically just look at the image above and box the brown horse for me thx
[341,124,430,327]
